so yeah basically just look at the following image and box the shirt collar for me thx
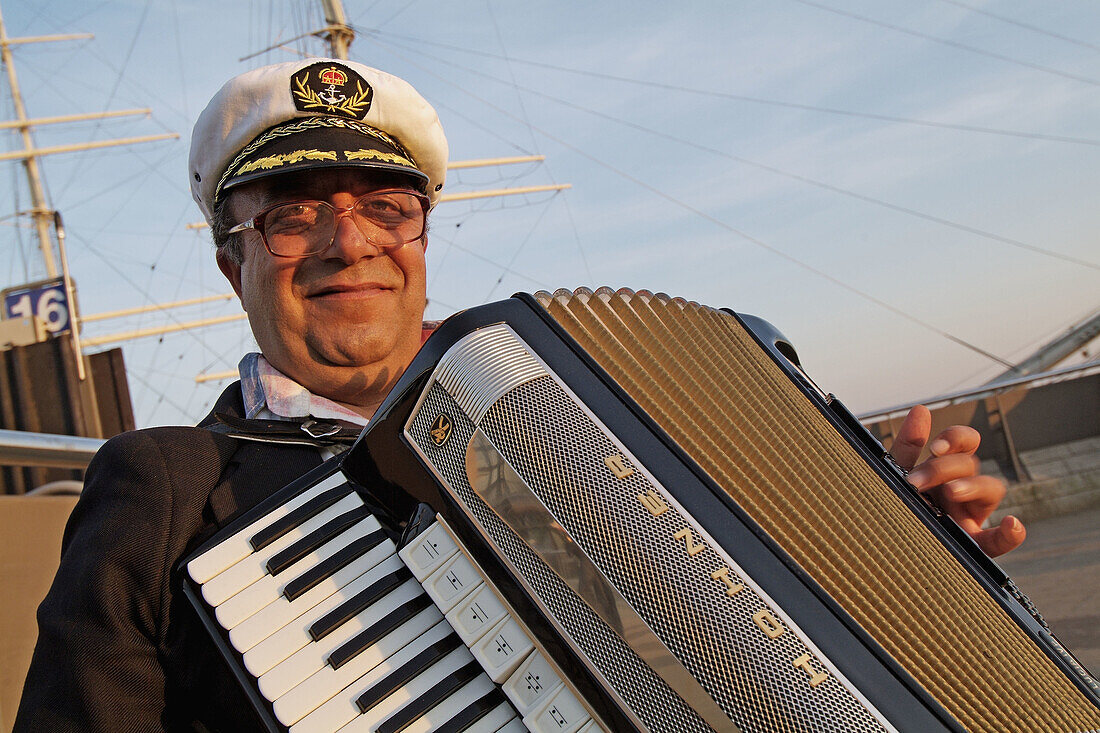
[238,352,369,428]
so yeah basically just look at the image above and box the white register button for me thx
[523,684,590,733]
[445,583,509,646]
[471,616,535,683]
[398,521,458,581]
[423,552,482,612]
[503,650,563,714]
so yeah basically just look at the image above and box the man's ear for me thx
[216,249,246,307]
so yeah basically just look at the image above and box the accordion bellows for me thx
[536,287,1100,733]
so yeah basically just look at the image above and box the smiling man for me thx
[15,58,1023,731]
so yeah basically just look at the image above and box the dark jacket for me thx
[15,383,326,732]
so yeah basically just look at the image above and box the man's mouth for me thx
[308,281,393,298]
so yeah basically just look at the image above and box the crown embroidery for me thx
[291,62,373,120]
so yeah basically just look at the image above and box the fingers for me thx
[936,475,1006,521]
[891,405,931,470]
[908,454,981,491]
[967,516,1027,558]
[927,425,981,457]
[889,410,1021,557]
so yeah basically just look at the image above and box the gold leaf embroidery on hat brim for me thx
[215,117,416,203]
[237,149,338,175]
[345,149,414,167]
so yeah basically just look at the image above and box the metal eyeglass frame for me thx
[227,188,430,258]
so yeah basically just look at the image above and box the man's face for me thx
[217,168,428,416]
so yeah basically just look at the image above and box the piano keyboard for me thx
[183,468,608,733]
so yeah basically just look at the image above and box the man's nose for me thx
[324,210,383,263]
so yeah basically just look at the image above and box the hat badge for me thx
[291,62,373,121]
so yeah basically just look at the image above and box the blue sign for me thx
[2,277,71,335]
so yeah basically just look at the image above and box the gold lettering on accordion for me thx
[709,566,744,596]
[752,609,785,639]
[637,489,669,516]
[429,414,453,447]
[604,454,634,479]
[673,527,705,557]
[792,653,829,688]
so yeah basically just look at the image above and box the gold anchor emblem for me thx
[430,414,453,447]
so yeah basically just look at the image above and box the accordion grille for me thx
[535,287,1100,733]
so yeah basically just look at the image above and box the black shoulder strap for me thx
[205,412,362,446]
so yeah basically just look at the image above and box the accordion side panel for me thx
[536,288,1100,733]
[403,379,716,733]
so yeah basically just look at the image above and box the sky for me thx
[1,0,1098,428]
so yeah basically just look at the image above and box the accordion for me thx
[181,287,1100,733]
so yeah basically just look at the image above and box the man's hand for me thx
[890,405,1025,557]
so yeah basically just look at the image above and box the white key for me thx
[280,636,472,728]
[446,583,510,646]
[460,699,518,733]
[423,552,482,612]
[258,584,439,701]
[398,520,458,581]
[334,645,478,732]
[229,537,396,653]
[503,650,563,715]
[201,492,364,606]
[187,472,348,583]
[214,515,384,631]
[287,620,455,733]
[397,675,497,733]
[576,719,609,733]
[495,718,529,733]
[523,685,590,733]
[472,616,535,683]
[242,554,406,677]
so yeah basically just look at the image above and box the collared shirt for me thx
[236,322,442,431]
[237,352,368,428]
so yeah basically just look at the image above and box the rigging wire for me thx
[68,229,231,353]
[360,29,1100,148]
[430,230,554,291]
[170,0,190,120]
[483,194,557,301]
[125,364,204,426]
[373,1,419,32]
[379,35,1100,273]
[57,0,153,196]
[483,1,591,284]
[486,0,538,154]
[785,0,1100,87]
[374,39,1018,371]
[934,0,1100,54]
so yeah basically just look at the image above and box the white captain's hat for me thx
[189,58,448,224]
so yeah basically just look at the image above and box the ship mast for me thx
[320,0,354,60]
[0,5,84,277]
[0,2,177,281]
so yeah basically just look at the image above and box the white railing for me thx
[0,429,104,469]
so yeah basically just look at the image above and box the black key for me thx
[265,504,373,576]
[309,566,412,641]
[434,688,510,733]
[375,660,485,733]
[327,595,432,670]
[355,632,464,713]
[283,528,389,602]
[249,484,351,551]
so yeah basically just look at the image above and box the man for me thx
[15,58,1023,731]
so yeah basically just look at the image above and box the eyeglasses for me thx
[228,188,429,258]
